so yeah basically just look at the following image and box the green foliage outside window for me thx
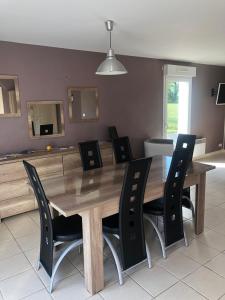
[167,82,179,103]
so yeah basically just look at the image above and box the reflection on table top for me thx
[42,156,214,217]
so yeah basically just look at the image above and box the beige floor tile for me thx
[219,293,225,300]
[210,221,225,236]
[0,239,22,261]
[37,257,79,288]
[155,281,206,300]
[26,210,40,225]
[100,278,152,300]
[205,192,225,207]
[24,248,39,268]
[68,250,123,287]
[183,266,225,300]
[0,253,31,281]
[204,207,225,229]
[0,269,44,300]
[51,273,90,300]
[67,247,84,273]
[87,294,103,300]
[16,233,40,251]
[157,251,200,279]
[22,289,52,300]
[196,229,225,251]
[205,253,225,278]
[4,214,39,238]
[0,223,13,241]
[104,256,127,287]
[179,238,219,264]
[130,265,178,297]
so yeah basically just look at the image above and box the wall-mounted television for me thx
[216,83,225,105]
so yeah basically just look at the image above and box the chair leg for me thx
[103,233,123,285]
[49,239,83,293]
[36,252,41,271]
[144,214,167,259]
[184,229,189,247]
[145,242,152,268]
[189,201,195,220]
[183,196,195,221]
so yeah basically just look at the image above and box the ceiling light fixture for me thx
[96,20,127,76]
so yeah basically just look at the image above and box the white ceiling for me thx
[1,0,225,66]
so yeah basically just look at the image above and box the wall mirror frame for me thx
[27,100,65,139]
[68,87,99,123]
[0,75,21,117]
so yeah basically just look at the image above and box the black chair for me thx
[143,148,191,258]
[23,160,83,293]
[175,134,196,220]
[112,136,133,164]
[103,157,152,284]
[78,140,103,171]
[40,124,53,136]
[108,126,119,140]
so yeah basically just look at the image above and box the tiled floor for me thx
[1,152,225,299]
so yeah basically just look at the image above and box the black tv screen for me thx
[216,83,225,105]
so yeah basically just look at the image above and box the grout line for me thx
[127,275,155,298]
[181,281,210,300]
[18,287,49,300]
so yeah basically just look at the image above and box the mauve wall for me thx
[0,41,225,156]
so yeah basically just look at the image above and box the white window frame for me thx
[163,65,196,138]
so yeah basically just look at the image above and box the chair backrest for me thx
[119,157,152,270]
[23,160,53,276]
[175,134,196,162]
[40,124,53,136]
[78,140,103,171]
[108,126,119,140]
[163,149,190,247]
[112,136,133,164]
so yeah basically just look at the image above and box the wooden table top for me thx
[45,156,215,218]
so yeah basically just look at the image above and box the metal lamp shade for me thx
[96,49,127,75]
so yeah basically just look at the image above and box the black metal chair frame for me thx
[112,136,133,164]
[103,158,152,284]
[78,140,103,171]
[144,149,191,258]
[23,160,83,293]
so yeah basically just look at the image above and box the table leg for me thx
[81,207,104,295]
[195,173,206,235]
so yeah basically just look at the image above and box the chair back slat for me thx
[79,140,103,171]
[163,149,190,247]
[119,157,152,270]
[23,160,53,276]
[112,136,133,164]
[108,126,119,140]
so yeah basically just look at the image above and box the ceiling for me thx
[1,0,225,66]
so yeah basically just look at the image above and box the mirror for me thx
[68,87,99,122]
[27,101,65,139]
[0,75,21,117]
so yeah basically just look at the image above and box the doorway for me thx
[163,77,192,142]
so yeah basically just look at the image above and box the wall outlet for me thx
[218,143,223,148]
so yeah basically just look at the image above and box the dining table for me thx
[42,155,215,295]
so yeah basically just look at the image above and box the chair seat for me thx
[103,214,119,235]
[144,198,164,216]
[53,215,82,242]
[144,193,193,216]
